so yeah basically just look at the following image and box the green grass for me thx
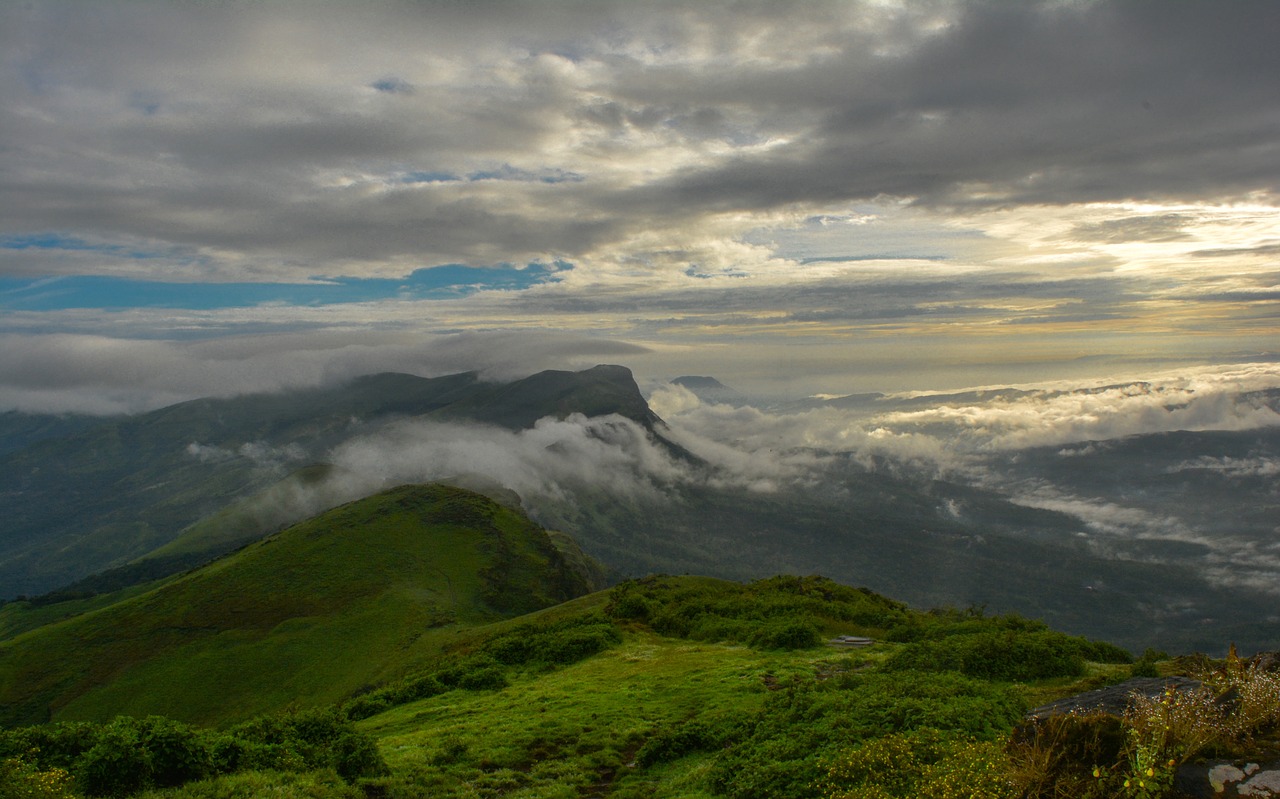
[8,571,1263,799]
[134,770,362,799]
[0,484,600,727]
[0,578,181,643]
[359,633,816,799]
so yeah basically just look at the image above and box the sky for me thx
[2,0,1279,414]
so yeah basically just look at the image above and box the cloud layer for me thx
[2,1,1278,410]
[4,1,1276,280]
[0,330,650,414]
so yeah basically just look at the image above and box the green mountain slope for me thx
[0,484,603,727]
[0,366,652,599]
[10,574,1220,799]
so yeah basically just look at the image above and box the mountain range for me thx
[2,364,1277,654]
[0,364,653,599]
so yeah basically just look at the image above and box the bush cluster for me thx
[481,614,621,666]
[1,754,78,799]
[607,575,908,650]
[885,630,1097,681]
[635,711,751,768]
[822,729,1016,799]
[0,710,385,798]
[707,670,1024,799]
[881,606,1130,682]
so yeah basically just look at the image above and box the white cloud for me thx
[185,440,307,471]
[872,364,1280,450]
[328,413,692,507]
[1006,484,1280,595]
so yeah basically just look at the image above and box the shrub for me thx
[0,754,78,799]
[607,592,653,622]
[228,708,386,783]
[1131,648,1167,678]
[0,709,384,795]
[1079,640,1135,665]
[331,731,387,783]
[439,655,509,692]
[483,616,620,666]
[75,721,152,797]
[885,631,1088,682]
[606,575,910,651]
[749,619,821,650]
[132,716,210,788]
[0,721,100,772]
[823,731,1017,799]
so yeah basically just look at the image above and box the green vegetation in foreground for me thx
[1,709,384,799]
[4,541,1277,798]
[0,484,601,727]
[15,574,1250,799]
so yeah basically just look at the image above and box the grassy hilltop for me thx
[0,484,601,727]
[2,484,1278,799]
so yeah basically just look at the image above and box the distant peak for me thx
[672,375,730,390]
[669,375,748,407]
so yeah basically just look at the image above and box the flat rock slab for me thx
[1176,761,1280,798]
[1027,676,1203,720]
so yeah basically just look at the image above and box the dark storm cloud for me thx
[636,1,1280,214]
[2,0,1276,281]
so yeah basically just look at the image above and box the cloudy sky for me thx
[2,0,1278,414]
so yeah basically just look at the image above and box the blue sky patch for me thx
[2,232,185,262]
[370,77,414,94]
[801,254,949,264]
[400,171,461,184]
[0,263,570,311]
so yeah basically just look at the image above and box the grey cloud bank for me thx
[4,0,1277,274]
[1,0,1278,412]
[0,331,649,415]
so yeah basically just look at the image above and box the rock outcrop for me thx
[1026,677,1202,720]
[1175,761,1280,798]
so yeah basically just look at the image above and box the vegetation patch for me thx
[0,710,383,798]
[5,554,1278,799]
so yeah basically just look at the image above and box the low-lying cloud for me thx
[1006,484,1280,596]
[643,364,1280,593]
[186,440,307,471]
[650,383,961,479]
[871,365,1280,451]
[330,414,690,506]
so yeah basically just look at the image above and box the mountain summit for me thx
[671,375,749,406]
[442,364,662,430]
